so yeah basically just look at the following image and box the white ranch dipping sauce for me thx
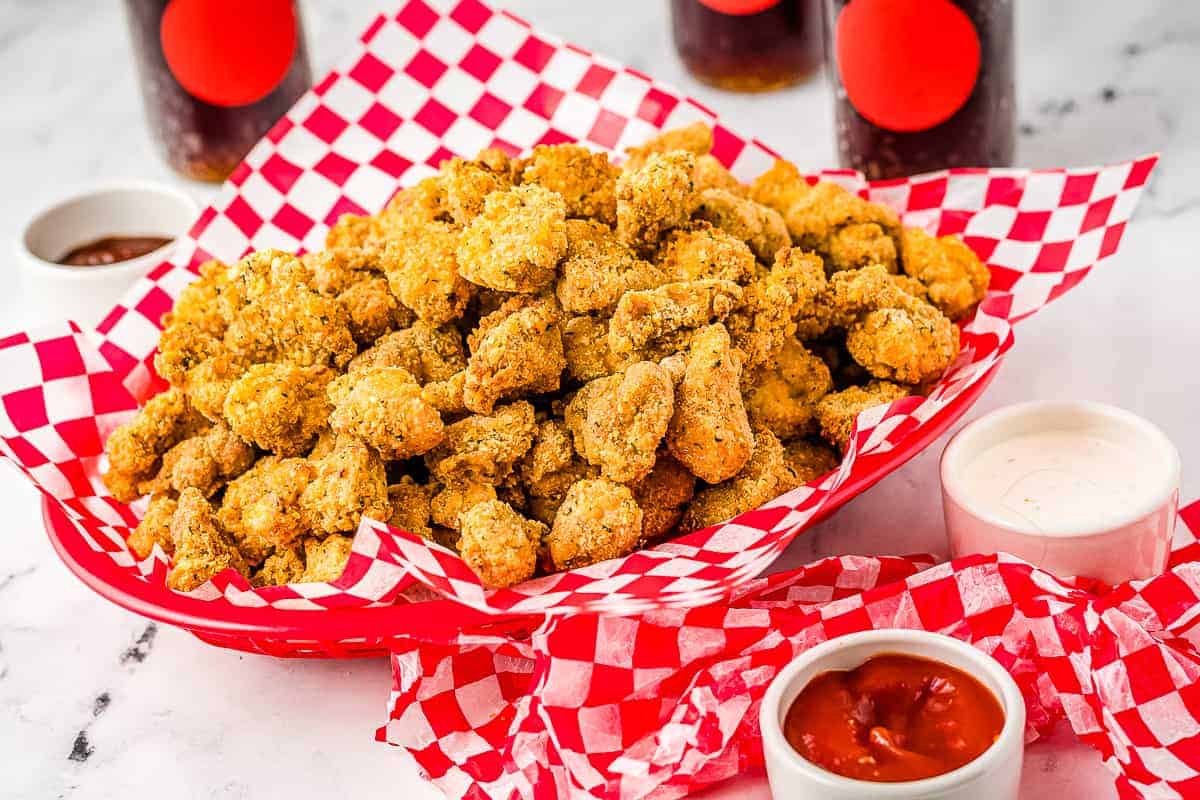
[956,429,1157,535]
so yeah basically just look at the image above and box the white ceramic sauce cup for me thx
[15,182,198,331]
[760,630,1025,800]
[941,401,1180,584]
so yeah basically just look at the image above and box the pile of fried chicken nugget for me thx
[102,123,988,592]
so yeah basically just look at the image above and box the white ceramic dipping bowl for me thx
[941,401,1180,584]
[16,182,197,330]
[760,630,1025,800]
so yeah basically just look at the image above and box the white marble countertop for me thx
[2,1,1198,798]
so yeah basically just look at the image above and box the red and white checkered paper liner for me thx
[381,501,1200,800]
[0,0,1155,617]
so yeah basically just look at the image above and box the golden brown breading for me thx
[218,455,314,562]
[140,422,256,498]
[899,228,989,320]
[666,324,753,483]
[380,221,474,324]
[623,121,713,170]
[379,176,451,231]
[629,452,695,541]
[103,388,206,503]
[692,154,744,195]
[301,534,355,583]
[681,428,788,531]
[743,338,833,440]
[420,370,468,417]
[748,159,811,216]
[161,259,231,339]
[557,219,665,314]
[387,476,435,539]
[328,366,445,459]
[781,439,839,486]
[608,279,742,356]
[440,156,512,225]
[223,362,333,456]
[692,189,790,264]
[154,320,222,390]
[325,213,381,250]
[464,295,565,414]
[167,488,248,591]
[564,361,674,484]
[616,151,696,250]
[430,481,496,530]
[784,181,901,254]
[458,500,544,588]
[547,478,643,570]
[520,144,619,224]
[775,247,834,342]
[179,352,247,423]
[299,438,391,535]
[302,247,380,295]
[348,322,466,383]
[127,494,179,559]
[456,184,568,293]
[252,543,306,587]
[562,315,618,383]
[654,222,756,283]
[518,419,596,525]
[891,273,930,302]
[338,275,408,344]
[827,222,898,273]
[425,401,537,485]
[815,380,910,451]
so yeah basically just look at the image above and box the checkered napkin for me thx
[0,0,1158,616]
[378,501,1200,800]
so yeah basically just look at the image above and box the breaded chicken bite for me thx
[140,422,256,498]
[440,156,511,224]
[348,321,466,383]
[784,181,901,254]
[743,338,833,440]
[380,222,473,324]
[328,367,445,459]
[162,259,231,339]
[300,438,391,535]
[172,352,247,423]
[103,388,206,503]
[300,534,355,583]
[899,228,989,320]
[155,320,223,390]
[562,316,619,383]
[547,479,643,570]
[425,401,537,485]
[564,361,674,483]
[420,370,468,417]
[629,452,695,541]
[252,543,306,587]
[457,184,568,293]
[167,488,248,591]
[608,279,742,355]
[218,455,315,561]
[430,481,496,530]
[781,439,839,486]
[666,324,753,483]
[464,295,565,414]
[828,222,898,273]
[774,247,834,341]
[387,476,435,539]
[458,500,545,588]
[749,159,811,216]
[692,189,790,264]
[692,154,745,195]
[520,144,619,224]
[302,247,380,296]
[518,419,597,525]
[681,428,789,531]
[654,222,756,283]
[325,213,382,250]
[623,121,713,170]
[338,275,408,344]
[815,380,910,451]
[616,151,696,250]
[557,219,665,314]
[223,363,333,456]
[127,494,179,559]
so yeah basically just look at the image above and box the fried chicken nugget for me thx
[348,321,466,383]
[781,438,839,486]
[562,315,619,383]
[218,455,314,562]
[727,246,832,370]
[616,151,696,251]
[623,121,713,171]
[140,422,257,498]
[458,500,545,588]
[338,275,408,344]
[827,222,898,273]
[520,144,619,224]
[302,247,379,295]
[899,227,990,320]
[681,427,789,531]
[557,219,665,314]
[325,212,383,250]
[815,380,910,451]
[519,419,597,525]
[749,159,811,217]
[181,352,247,423]
[387,476,435,539]
[784,181,901,254]
[430,481,496,530]
[547,479,643,570]
[608,279,743,355]
[564,361,674,484]
[328,366,445,459]
[167,488,248,591]
[666,324,753,483]
[300,438,391,535]
[457,184,568,293]
[380,221,474,324]
[425,401,537,485]
[440,156,512,225]
[223,362,333,456]
[162,259,231,339]
[464,295,565,414]
[127,494,179,559]
[420,370,468,417]
[301,534,355,583]
[692,154,745,195]
[743,338,833,440]
[654,222,757,283]
[692,189,790,264]
[252,543,306,587]
[103,388,206,503]
[629,452,695,541]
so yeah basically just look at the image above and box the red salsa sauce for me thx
[57,236,172,267]
[783,653,1005,782]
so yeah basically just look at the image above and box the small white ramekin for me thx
[760,629,1025,800]
[15,182,198,330]
[941,401,1180,584]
